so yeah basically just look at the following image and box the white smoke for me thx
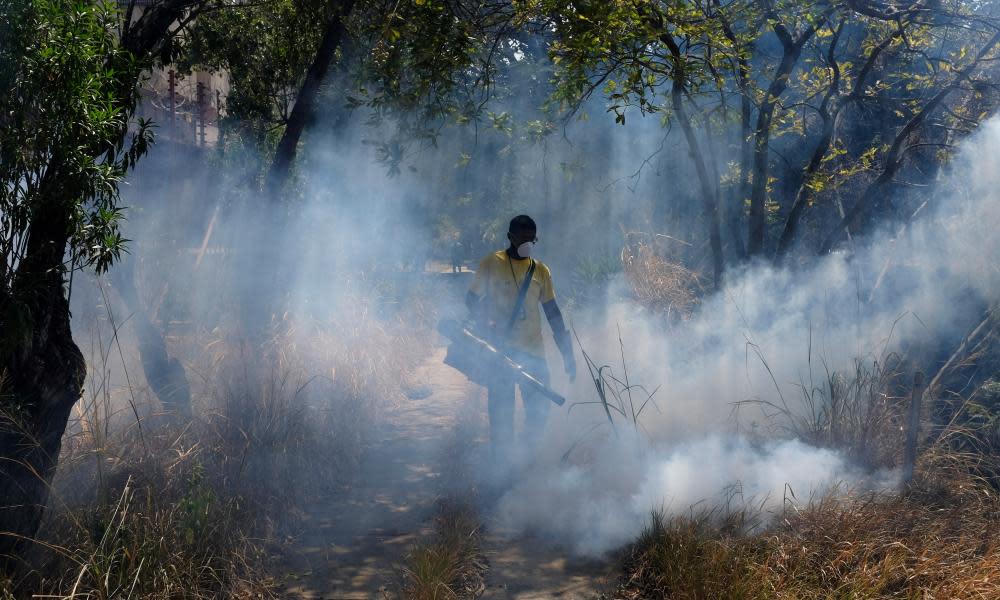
[490,117,1000,555]
[85,66,1000,561]
[497,435,855,555]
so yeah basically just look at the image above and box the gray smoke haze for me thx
[68,59,1000,559]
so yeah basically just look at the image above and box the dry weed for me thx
[739,353,909,471]
[621,237,703,321]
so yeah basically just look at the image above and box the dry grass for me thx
[600,308,1000,598]
[3,290,428,598]
[399,502,485,600]
[739,353,909,471]
[3,394,275,599]
[28,469,270,599]
[621,237,703,321]
[398,402,487,600]
[607,440,1000,600]
[181,294,427,506]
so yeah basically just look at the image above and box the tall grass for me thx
[572,328,661,437]
[738,348,908,471]
[27,470,269,600]
[4,318,277,596]
[4,288,428,597]
[598,317,1000,598]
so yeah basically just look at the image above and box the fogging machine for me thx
[438,318,566,407]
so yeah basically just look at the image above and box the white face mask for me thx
[517,241,535,258]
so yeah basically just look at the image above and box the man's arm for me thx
[543,299,576,380]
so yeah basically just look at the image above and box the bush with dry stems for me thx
[620,235,703,321]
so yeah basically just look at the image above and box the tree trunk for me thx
[1,202,85,575]
[774,110,836,258]
[659,35,724,286]
[110,258,191,418]
[264,0,357,198]
[747,31,810,256]
[1,0,199,575]
[775,21,845,258]
[0,331,83,574]
[716,7,751,261]
[730,84,751,260]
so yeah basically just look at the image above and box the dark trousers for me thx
[486,349,550,465]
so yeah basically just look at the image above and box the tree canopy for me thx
[528,0,1000,279]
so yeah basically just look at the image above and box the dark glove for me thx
[554,329,576,381]
[563,349,577,381]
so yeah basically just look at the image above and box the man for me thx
[466,215,576,463]
[450,236,464,273]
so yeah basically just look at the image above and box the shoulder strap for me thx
[504,259,536,335]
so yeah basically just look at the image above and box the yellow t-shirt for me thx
[469,250,556,357]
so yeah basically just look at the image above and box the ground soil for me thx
[276,346,611,599]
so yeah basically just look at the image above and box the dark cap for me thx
[509,214,536,234]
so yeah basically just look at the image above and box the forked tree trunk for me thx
[819,29,1000,254]
[716,3,752,262]
[746,19,819,255]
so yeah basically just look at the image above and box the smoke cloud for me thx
[497,435,853,555]
[490,117,1000,555]
[71,62,1000,561]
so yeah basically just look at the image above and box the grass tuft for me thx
[400,502,485,600]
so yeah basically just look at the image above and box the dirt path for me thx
[479,531,611,599]
[278,347,609,599]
